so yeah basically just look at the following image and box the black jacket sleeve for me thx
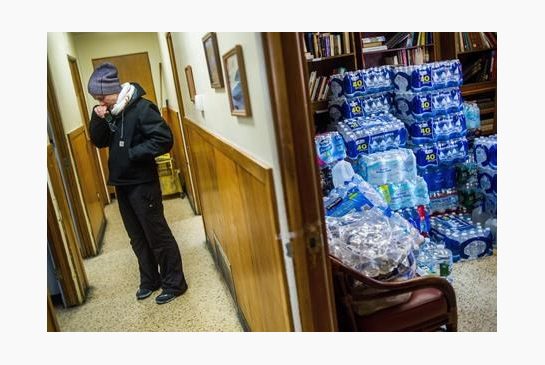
[89,107,113,148]
[128,102,173,161]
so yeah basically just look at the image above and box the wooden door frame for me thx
[67,55,109,206]
[261,32,337,331]
[165,32,202,215]
[48,60,97,258]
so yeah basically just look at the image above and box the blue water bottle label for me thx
[411,66,433,91]
[411,119,434,142]
[355,136,370,155]
[344,98,364,119]
[412,93,433,118]
[415,146,439,168]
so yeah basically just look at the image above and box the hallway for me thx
[55,196,243,332]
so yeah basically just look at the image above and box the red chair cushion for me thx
[355,287,448,331]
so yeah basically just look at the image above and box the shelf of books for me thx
[302,32,358,132]
[441,32,497,135]
[356,32,439,68]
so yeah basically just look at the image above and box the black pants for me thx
[116,180,186,295]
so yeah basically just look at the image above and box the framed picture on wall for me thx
[202,32,224,89]
[222,45,252,117]
[184,65,196,102]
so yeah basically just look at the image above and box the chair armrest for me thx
[330,254,456,307]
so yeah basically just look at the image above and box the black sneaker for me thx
[136,288,158,300]
[155,282,188,305]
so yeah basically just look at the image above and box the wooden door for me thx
[92,52,157,104]
[68,55,109,206]
[47,144,88,307]
[262,33,338,331]
[68,127,107,250]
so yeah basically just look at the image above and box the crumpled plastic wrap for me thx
[327,208,423,278]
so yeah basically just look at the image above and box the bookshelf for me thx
[302,32,358,133]
[355,32,441,68]
[440,32,497,135]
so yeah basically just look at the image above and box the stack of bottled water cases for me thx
[336,112,408,158]
[391,60,468,214]
[474,135,497,217]
[328,66,394,122]
[348,138,431,216]
[430,212,493,262]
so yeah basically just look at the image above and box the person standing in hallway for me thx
[87,62,188,304]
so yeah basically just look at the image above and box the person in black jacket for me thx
[87,62,188,304]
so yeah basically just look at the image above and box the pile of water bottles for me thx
[390,60,468,214]
[313,60,497,283]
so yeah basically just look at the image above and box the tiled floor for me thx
[452,251,497,331]
[55,196,243,332]
[55,195,496,332]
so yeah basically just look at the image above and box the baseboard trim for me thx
[204,237,250,331]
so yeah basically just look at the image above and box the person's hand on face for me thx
[94,105,109,118]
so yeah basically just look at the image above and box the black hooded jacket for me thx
[89,83,173,186]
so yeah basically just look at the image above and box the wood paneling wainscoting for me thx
[184,117,293,331]
[67,126,106,256]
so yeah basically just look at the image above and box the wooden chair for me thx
[330,255,457,332]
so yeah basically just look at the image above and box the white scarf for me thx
[110,83,136,116]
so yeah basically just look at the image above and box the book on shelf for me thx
[308,71,317,92]
[456,32,497,53]
[385,32,411,49]
[463,58,484,82]
[310,76,321,101]
[362,45,388,53]
[362,35,386,44]
[343,32,351,54]
[318,78,329,101]
[304,32,351,60]
[363,41,384,48]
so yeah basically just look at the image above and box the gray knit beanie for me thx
[88,62,122,96]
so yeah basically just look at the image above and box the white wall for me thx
[47,32,97,250]
[161,32,302,331]
[47,32,83,133]
[72,32,163,117]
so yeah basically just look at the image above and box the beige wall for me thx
[72,32,163,117]
[47,32,84,133]
[47,32,97,249]
[160,32,302,331]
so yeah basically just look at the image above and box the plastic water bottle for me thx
[433,243,453,283]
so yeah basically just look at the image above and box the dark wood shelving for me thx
[457,47,496,56]
[461,80,496,96]
[361,44,434,55]
[307,53,355,63]
[479,107,495,115]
